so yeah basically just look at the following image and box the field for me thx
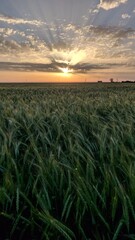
[0,82,135,240]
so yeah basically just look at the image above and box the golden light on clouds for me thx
[0,0,135,82]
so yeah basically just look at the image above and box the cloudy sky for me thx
[0,0,135,82]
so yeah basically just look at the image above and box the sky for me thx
[0,0,135,82]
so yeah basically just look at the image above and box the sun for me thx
[61,67,70,74]
[59,67,73,76]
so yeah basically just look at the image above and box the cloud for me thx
[0,35,51,64]
[0,28,17,36]
[87,25,134,38]
[98,0,128,10]
[122,13,131,19]
[0,14,44,26]
[0,61,124,74]
[0,20,135,73]
[0,62,58,72]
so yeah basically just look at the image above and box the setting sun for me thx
[59,67,73,76]
[61,67,70,74]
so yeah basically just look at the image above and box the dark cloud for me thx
[0,62,58,72]
[0,61,126,74]
[0,38,20,52]
[89,25,134,38]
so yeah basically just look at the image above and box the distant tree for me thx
[110,78,114,83]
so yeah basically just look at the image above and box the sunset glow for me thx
[59,67,73,76]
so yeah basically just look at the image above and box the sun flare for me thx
[59,67,73,76]
[62,67,70,74]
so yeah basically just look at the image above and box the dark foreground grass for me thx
[0,83,135,239]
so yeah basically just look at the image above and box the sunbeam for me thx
[59,66,73,77]
[0,0,135,82]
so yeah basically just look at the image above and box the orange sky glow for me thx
[0,70,135,83]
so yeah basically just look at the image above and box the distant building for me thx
[98,81,102,83]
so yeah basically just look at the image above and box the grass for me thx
[0,83,135,239]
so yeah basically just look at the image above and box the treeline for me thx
[122,80,135,83]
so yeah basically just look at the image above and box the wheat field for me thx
[0,83,135,239]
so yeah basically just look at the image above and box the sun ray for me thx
[59,67,73,76]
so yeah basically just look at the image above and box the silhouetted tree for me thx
[110,78,114,83]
